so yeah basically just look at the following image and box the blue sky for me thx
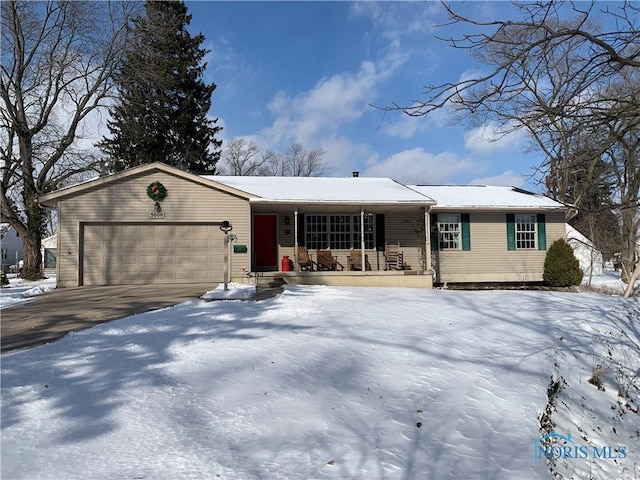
[185,1,542,188]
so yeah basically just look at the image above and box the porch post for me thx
[425,207,432,274]
[360,208,366,273]
[294,208,299,271]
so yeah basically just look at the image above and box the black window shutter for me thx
[537,214,547,250]
[430,213,439,251]
[506,214,516,250]
[297,213,305,245]
[375,214,385,251]
[461,213,471,251]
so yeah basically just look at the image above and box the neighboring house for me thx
[0,223,23,273]
[41,233,58,271]
[38,163,569,288]
[565,224,603,278]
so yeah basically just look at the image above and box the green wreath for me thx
[147,181,168,201]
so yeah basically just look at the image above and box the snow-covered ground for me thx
[0,274,57,309]
[1,277,638,479]
[579,270,639,296]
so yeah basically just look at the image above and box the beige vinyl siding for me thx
[434,210,565,283]
[56,171,250,287]
[384,212,424,271]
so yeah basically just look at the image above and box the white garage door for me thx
[83,224,224,285]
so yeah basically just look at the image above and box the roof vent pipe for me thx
[352,171,359,177]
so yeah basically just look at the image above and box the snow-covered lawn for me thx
[580,270,639,296]
[1,282,639,479]
[0,275,57,309]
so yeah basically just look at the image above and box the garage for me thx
[82,223,224,285]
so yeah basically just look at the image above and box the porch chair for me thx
[316,250,344,271]
[384,242,404,270]
[347,249,372,271]
[297,246,316,271]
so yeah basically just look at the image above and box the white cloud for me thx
[349,2,439,43]
[257,44,409,165]
[382,113,424,139]
[470,170,525,187]
[363,148,474,184]
[203,37,253,98]
[259,62,379,148]
[463,122,526,155]
[319,137,374,175]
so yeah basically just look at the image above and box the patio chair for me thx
[297,246,316,271]
[384,242,404,270]
[347,249,371,271]
[316,250,344,271]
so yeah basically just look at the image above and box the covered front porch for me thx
[248,201,435,288]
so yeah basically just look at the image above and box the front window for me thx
[306,215,327,250]
[437,214,460,249]
[329,215,351,250]
[352,215,374,250]
[516,214,536,249]
[306,214,374,250]
[1,249,7,260]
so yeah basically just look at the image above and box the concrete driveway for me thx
[1,284,213,354]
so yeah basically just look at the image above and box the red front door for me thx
[253,214,278,270]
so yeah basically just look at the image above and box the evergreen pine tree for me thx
[543,239,583,287]
[99,0,221,173]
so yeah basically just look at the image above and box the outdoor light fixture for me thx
[284,216,290,225]
[219,220,232,233]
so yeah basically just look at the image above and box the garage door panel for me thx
[121,255,137,263]
[175,271,193,280]
[176,239,193,249]
[120,272,140,282]
[83,224,224,285]
[139,255,157,265]
[138,239,156,249]
[84,240,102,250]
[84,255,102,266]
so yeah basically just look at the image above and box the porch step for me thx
[268,276,287,288]
[255,274,287,288]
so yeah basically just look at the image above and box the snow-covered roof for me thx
[409,185,567,210]
[1,223,11,238]
[205,176,436,204]
[566,224,603,277]
[42,234,57,249]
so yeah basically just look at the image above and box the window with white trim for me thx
[516,214,536,249]
[1,249,7,260]
[437,214,460,249]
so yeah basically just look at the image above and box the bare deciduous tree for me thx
[217,138,269,175]
[387,1,640,292]
[1,1,133,279]
[218,139,326,177]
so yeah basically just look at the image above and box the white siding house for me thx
[0,223,23,273]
